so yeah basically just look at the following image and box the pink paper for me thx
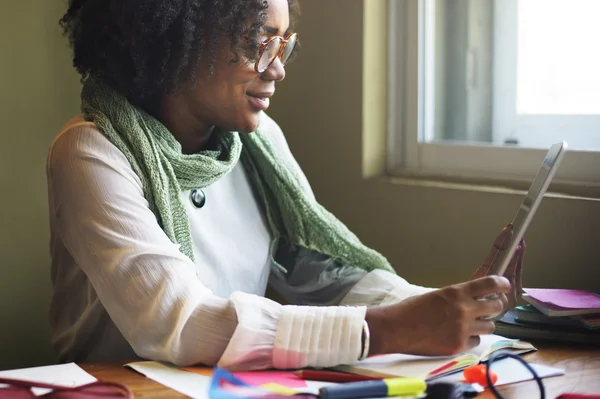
[524,288,600,309]
[233,371,307,388]
[181,367,307,389]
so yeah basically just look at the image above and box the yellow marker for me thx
[319,377,426,399]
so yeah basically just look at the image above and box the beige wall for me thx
[268,0,600,290]
[0,1,81,369]
[0,0,598,371]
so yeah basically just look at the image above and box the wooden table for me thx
[80,343,600,398]
[476,342,600,398]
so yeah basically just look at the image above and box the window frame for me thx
[493,0,600,148]
[387,0,600,190]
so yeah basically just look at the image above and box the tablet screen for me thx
[490,141,567,276]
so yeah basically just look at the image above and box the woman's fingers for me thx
[471,225,514,280]
[466,276,511,298]
[484,225,513,263]
[499,292,509,312]
[463,336,482,352]
[472,293,507,318]
[515,240,526,292]
[502,240,526,307]
[474,225,513,278]
[470,319,497,336]
[502,244,520,306]
[503,244,520,280]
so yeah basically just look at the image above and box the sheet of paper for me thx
[0,362,97,396]
[434,357,565,386]
[335,334,520,379]
[129,361,336,397]
[181,366,213,377]
[127,361,211,399]
[524,288,600,309]
[233,371,307,388]
[301,379,339,394]
[182,366,308,389]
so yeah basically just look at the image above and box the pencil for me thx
[294,370,381,383]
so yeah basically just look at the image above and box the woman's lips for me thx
[247,92,272,111]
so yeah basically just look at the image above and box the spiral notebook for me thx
[333,334,536,381]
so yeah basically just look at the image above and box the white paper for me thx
[0,362,97,396]
[335,334,533,379]
[302,379,338,394]
[434,357,565,386]
[126,358,563,398]
[126,361,337,398]
[126,361,212,399]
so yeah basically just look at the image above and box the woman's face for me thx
[180,0,292,134]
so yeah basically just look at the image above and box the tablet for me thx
[489,141,568,276]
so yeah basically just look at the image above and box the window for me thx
[388,0,600,188]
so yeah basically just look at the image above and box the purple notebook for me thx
[523,288,600,310]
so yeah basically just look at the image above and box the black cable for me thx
[485,350,545,399]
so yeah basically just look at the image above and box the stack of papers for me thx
[497,309,600,345]
[492,288,600,344]
[515,304,600,330]
[523,288,600,317]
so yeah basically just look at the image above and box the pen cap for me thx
[425,382,479,399]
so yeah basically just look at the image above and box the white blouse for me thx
[46,112,433,370]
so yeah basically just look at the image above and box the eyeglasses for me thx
[255,32,299,73]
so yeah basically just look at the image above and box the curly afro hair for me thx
[60,0,299,112]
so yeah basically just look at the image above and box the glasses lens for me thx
[257,37,282,72]
[280,34,298,65]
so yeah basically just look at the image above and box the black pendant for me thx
[190,189,206,208]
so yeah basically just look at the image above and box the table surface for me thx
[80,342,600,398]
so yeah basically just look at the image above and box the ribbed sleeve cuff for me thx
[218,292,282,371]
[272,305,366,369]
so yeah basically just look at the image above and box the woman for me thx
[47,0,524,370]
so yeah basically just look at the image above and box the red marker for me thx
[428,360,460,377]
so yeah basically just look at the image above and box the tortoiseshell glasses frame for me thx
[254,32,299,73]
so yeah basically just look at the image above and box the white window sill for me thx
[370,171,600,202]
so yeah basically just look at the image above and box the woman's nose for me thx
[262,56,286,82]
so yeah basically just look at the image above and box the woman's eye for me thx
[239,41,260,60]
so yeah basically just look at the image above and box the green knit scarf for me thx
[81,77,394,274]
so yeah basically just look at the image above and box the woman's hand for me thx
[365,275,511,357]
[470,224,526,317]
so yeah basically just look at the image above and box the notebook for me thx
[516,304,600,330]
[495,309,600,345]
[333,334,535,381]
[523,288,600,317]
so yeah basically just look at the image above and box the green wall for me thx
[0,1,81,369]
[1,0,598,371]
[267,0,600,290]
